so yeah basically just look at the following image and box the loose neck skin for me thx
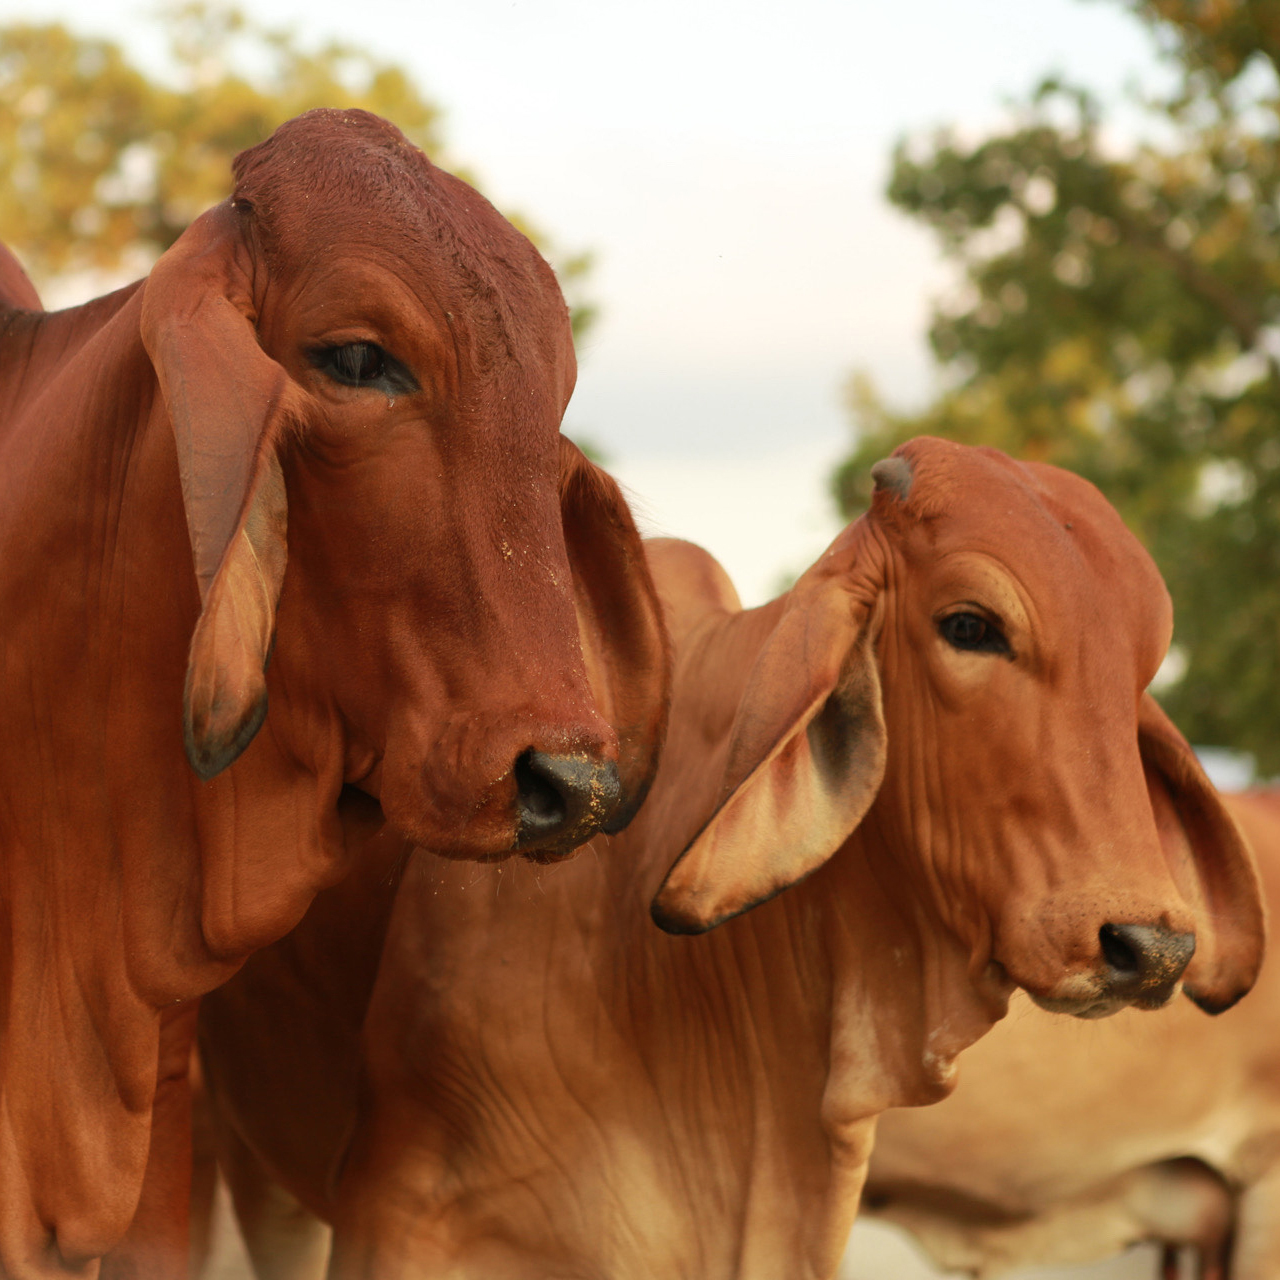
[0,285,343,1273]
[332,584,1003,1280]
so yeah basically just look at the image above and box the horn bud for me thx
[870,456,913,501]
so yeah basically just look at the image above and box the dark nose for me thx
[1099,922,1196,1006]
[514,750,621,858]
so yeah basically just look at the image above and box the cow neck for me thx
[0,282,343,1272]
[0,283,177,1270]
[563,833,998,1277]
[0,284,144,443]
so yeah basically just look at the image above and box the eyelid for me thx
[935,602,1005,628]
[308,341,420,394]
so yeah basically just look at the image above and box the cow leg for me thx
[1160,1244,1181,1280]
[1198,1236,1232,1280]
[216,1117,330,1280]
[100,1001,200,1280]
[1228,1169,1280,1280]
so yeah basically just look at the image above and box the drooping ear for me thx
[140,201,302,780]
[652,568,886,934]
[559,437,672,832]
[1139,693,1265,1013]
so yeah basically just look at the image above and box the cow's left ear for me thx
[1139,693,1266,1013]
[651,554,886,935]
[559,438,672,831]
[141,201,302,781]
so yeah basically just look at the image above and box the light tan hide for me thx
[863,789,1280,1280]
[198,438,1263,1280]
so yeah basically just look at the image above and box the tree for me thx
[0,3,593,332]
[833,0,1280,771]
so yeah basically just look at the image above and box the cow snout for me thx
[515,750,622,861]
[1097,922,1196,1008]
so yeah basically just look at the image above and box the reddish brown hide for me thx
[0,109,666,1277]
[864,789,1280,1280]
[197,437,1261,1280]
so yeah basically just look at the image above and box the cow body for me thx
[0,110,667,1278]
[200,439,1263,1280]
[863,789,1280,1280]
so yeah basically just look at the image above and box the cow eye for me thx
[310,342,418,394]
[938,611,1011,656]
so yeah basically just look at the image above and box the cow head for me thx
[140,109,668,860]
[652,436,1263,1018]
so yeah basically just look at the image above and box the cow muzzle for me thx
[514,750,622,863]
[367,714,624,861]
[1028,921,1196,1019]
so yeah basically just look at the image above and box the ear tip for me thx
[183,691,269,781]
[1184,984,1247,1016]
[1184,948,1264,1015]
[649,892,717,936]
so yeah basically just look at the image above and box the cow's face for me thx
[140,110,669,860]
[653,437,1262,1019]
[867,445,1231,1017]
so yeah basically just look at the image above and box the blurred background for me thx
[1,0,1272,779]
[3,2,1275,1274]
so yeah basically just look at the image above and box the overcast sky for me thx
[6,0,1168,601]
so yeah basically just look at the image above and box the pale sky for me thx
[7,0,1167,602]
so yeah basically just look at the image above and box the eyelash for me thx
[937,611,1012,657]
[309,342,419,395]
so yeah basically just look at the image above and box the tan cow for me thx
[198,438,1263,1280]
[862,788,1280,1280]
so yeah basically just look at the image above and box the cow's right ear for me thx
[1139,693,1265,1013]
[559,438,672,832]
[651,553,886,935]
[140,201,302,781]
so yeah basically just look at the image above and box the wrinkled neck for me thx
[807,786,1016,1145]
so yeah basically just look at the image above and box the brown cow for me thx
[198,438,1263,1280]
[862,789,1280,1280]
[0,109,667,1278]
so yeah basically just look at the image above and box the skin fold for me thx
[0,109,668,1278]
[197,437,1262,1280]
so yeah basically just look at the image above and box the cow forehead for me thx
[232,110,571,371]
[881,439,1172,661]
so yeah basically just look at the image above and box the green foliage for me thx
[1122,0,1280,84]
[832,0,1280,768]
[0,3,594,334]
[0,4,443,279]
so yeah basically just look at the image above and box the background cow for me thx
[0,109,668,1277]
[862,788,1280,1280]
[197,438,1262,1280]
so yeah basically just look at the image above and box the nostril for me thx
[1098,922,1197,1000]
[1099,923,1140,976]
[514,751,568,831]
[514,750,621,852]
